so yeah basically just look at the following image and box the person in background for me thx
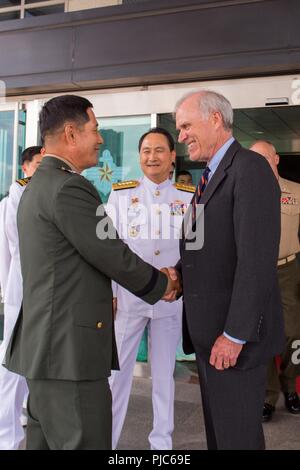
[250,140,300,421]
[0,146,44,450]
[176,170,193,186]
[107,127,194,450]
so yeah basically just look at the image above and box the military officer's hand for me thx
[160,267,182,302]
[209,334,243,370]
[112,297,117,319]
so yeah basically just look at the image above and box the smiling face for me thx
[176,94,229,163]
[73,108,104,171]
[139,133,176,184]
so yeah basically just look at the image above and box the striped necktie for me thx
[192,166,211,220]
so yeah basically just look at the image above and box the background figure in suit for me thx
[0,146,43,450]
[250,140,300,420]
[175,90,284,450]
[4,95,180,450]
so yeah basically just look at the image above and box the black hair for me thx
[39,95,93,142]
[176,170,192,178]
[21,146,42,165]
[138,127,175,152]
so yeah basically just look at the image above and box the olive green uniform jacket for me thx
[5,156,167,381]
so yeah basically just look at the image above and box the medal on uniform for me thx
[170,200,188,216]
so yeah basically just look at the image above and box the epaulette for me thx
[16,177,31,187]
[174,182,196,193]
[112,180,139,191]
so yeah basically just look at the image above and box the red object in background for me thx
[276,356,300,393]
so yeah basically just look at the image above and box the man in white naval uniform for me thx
[0,146,43,450]
[107,128,194,450]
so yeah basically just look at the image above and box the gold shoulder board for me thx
[112,180,139,191]
[16,177,31,187]
[174,183,196,193]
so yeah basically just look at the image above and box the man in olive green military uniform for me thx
[4,95,181,450]
[250,140,300,421]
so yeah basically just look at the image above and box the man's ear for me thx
[64,123,76,145]
[211,111,222,128]
[275,153,280,166]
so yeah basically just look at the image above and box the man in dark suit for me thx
[4,95,180,450]
[174,90,285,449]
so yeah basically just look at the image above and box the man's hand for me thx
[161,267,182,302]
[209,334,243,370]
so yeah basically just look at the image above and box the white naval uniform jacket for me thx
[1,181,25,308]
[107,176,193,318]
[0,197,11,302]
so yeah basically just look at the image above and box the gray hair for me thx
[175,90,233,131]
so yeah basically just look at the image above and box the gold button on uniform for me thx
[155,230,160,235]
[156,209,162,215]
[155,190,160,196]
[154,250,160,256]
[96,322,103,329]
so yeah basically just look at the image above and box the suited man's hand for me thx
[209,334,243,370]
[161,267,182,302]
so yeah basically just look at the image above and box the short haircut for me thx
[251,140,277,154]
[39,95,93,142]
[175,90,233,131]
[138,127,175,152]
[176,170,192,178]
[21,146,42,165]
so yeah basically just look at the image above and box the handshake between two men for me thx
[160,267,182,302]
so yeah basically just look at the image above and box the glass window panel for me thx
[0,111,14,200]
[17,110,26,179]
[0,11,20,21]
[0,1,21,7]
[83,115,151,203]
[25,5,64,16]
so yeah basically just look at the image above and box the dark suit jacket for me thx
[179,140,285,369]
[5,156,167,381]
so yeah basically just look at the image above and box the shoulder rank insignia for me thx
[16,177,31,187]
[59,166,77,174]
[174,182,196,193]
[112,180,139,191]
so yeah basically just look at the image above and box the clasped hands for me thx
[160,267,182,302]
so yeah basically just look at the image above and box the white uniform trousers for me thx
[0,304,28,450]
[109,311,181,450]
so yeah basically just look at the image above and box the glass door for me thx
[0,105,26,200]
[83,115,151,203]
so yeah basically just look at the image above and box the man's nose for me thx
[178,129,187,143]
[98,132,104,144]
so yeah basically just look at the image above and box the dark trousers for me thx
[266,259,300,405]
[194,350,267,450]
[26,378,112,450]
